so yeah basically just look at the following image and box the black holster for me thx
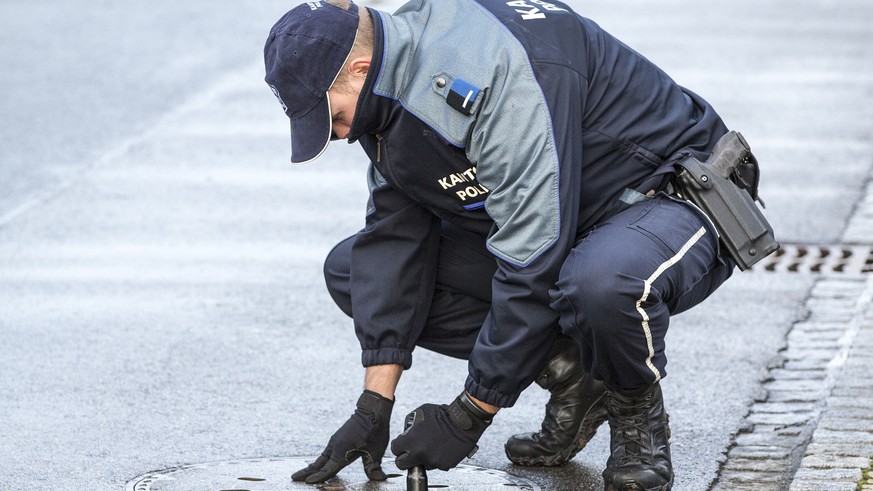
[673,131,779,270]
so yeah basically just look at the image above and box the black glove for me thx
[391,392,493,471]
[292,390,394,484]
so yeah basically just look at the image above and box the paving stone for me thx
[806,313,856,323]
[747,411,816,427]
[790,479,859,491]
[753,401,817,414]
[792,322,853,333]
[825,407,873,420]
[724,457,792,472]
[801,331,851,341]
[788,332,842,343]
[776,427,806,437]
[832,378,864,393]
[767,389,826,403]
[714,479,783,491]
[840,362,873,377]
[716,470,785,483]
[793,467,862,481]
[853,339,873,349]
[784,359,834,371]
[832,385,873,397]
[843,363,873,377]
[789,325,846,336]
[846,335,873,346]
[713,484,774,491]
[818,417,873,432]
[829,396,873,409]
[797,453,872,469]
[804,442,873,457]
[764,379,828,392]
[768,369,827,381]
[734,431,803,447]
[811,430,873,444]
[782,348,840,361]
[742,423,809,439]
[788,328,841,338]
[804,312,855,324]
[833,378,873,390]
[848,330,873,341]
[806,299,858,310]
[787,338,840,350]
[839,360,873,373]
[728,445,793,459]
[804,296,851,305]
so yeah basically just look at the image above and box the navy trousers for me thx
[324,222,496,360]
[324,194,734,389]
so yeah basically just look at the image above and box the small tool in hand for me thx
[404,413,428,491]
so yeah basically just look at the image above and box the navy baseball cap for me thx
[264,1,360,164]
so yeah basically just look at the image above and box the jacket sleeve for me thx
[351,163,441,369]
[464,64,587,408]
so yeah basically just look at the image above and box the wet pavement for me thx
[125,457,540,491]
[1,0,872,490]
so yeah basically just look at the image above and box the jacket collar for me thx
[347,7,396,141]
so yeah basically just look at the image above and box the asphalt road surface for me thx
[1,1,871,490]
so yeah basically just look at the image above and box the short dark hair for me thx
[326,0,374,91]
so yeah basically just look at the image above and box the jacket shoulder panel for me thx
[375,0,564,266]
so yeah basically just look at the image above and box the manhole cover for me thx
[125,456,540,491]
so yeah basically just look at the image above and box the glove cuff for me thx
[448,392,493,432]
[357,390,394,414]
[459,392,494,423]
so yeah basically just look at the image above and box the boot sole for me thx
[507,392,608,467]
[604,476,673,491]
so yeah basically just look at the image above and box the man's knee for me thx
[323,236,354,316]
[560,257,633,323]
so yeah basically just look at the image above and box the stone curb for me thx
[712,277,871,491]
[789,280,873,491]
[789,157,873,490]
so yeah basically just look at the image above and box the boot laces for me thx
[616,421,652,464]
[612,399,654,466]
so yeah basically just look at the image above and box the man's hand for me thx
[391,392,493,471]
[292,390,393,484]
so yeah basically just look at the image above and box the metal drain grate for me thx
[751,243,873,274]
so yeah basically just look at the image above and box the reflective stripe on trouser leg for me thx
[550,195,732,389]
[635,226,707,383]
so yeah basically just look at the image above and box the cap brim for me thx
[289,93,333,164]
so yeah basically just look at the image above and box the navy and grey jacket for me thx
[345,0,728,407]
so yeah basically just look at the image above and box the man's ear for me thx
[348,57,371,78]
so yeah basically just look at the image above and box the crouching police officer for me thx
[264,0,739,489]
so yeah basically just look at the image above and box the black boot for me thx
[603,383,673,491]
[504,336,607,467]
